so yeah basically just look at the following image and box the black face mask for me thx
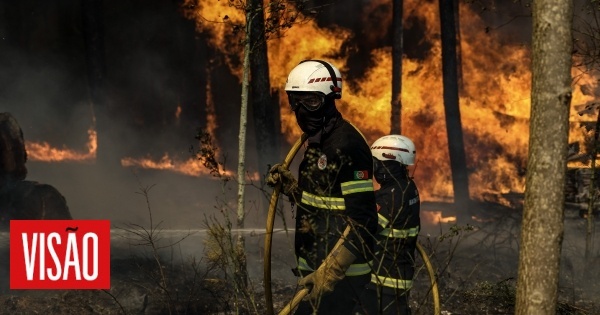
[294,105,326,135]
[374,159,406,183]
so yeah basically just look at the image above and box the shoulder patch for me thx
[353,170,368,179]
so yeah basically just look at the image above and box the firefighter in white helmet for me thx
[354,135,421,315]
[267,60,377,314]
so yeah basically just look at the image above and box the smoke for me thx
[0,0,263,231]
[0,49,89,147]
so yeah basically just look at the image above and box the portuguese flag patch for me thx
[353,170,368,179]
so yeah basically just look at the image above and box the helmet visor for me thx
[289,93,324,112]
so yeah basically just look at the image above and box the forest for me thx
[1,0,600,314]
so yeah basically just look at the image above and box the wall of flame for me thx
[182,0,597,204]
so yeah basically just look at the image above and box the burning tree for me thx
[439,0,471,223]
[391,0,404,134]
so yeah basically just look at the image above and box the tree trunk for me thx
[439,0,470,222]
[515,1,573,314]
[81,0,111,167]
[390,0,403,135]
[453,0,464,94]
[266,1,283,160]
[234,3,252,300]
[250,0,277,175]
[272,89,283,159]
[585,110,599,262]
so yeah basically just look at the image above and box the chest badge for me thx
[317,154,327,170]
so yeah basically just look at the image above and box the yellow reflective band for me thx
[380,226,419,239]
[378,213,389,228]
[297,257,373,276]
[297,257,312,271]
[341,179,374,195]
[345,262,372,276]
[371,274,413,289]
[301,191,346,210]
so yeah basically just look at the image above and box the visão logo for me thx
[10,220,110,289]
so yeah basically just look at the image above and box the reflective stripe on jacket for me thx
[371,273,413,290]
[377,213,419,238]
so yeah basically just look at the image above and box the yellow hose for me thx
[264,133,307,315]
[417,242,441,315]
[277,288,309,315]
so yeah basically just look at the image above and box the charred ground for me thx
[1,197,599,315]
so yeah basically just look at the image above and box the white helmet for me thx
[371,135,416,165]
[284,60,342,99]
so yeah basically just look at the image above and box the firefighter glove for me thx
[298,244,357,301]
[266,163,299,197]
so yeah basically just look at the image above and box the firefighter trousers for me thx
[294,274,369,315]
[353,284,411,315]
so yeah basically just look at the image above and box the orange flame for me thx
[421,211,457,225]
[120,153,231,178]
[26,127,97,163]
[120,153,264,181]
[175,105,182,121]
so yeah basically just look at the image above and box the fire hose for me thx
[264,134,441,315]
[264,133,308,315]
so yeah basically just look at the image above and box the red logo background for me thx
[10,220,110,289]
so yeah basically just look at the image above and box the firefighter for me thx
[354,135,421,315]
[267,60,377,314]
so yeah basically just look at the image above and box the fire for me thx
[119,153,264,181]
[175,105,182,121]
[26,127,97,163]
[120,153,229,178]
[421,211,457,225]
[186,1,599,204]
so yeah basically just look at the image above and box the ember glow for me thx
[421,211,457,225]
[26,126,97,163]
[175,105,182,121]
[120,153,231,178]
[119,153,262,181]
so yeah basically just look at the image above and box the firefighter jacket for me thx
[293,118,377,277]
[369,166,420,292]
